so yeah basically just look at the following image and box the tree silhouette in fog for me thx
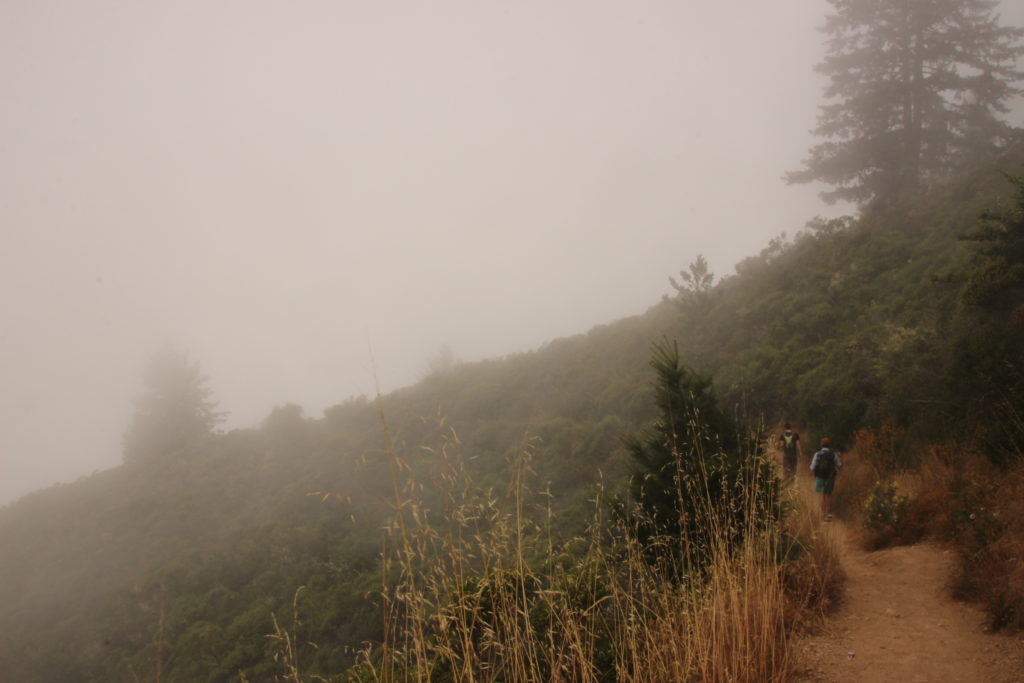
[787,0,1024,207]
[122,348,224,463]
[668,254,714,306]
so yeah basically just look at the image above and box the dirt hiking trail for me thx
[792,522,1024,682]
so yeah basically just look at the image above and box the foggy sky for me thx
[3,1,1023,505]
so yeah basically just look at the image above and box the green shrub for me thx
[622,339,781,576]
[862,480,913,548]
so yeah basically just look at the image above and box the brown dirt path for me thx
[791,522,1024,682]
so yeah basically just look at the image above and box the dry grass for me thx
[940,451,1024,630]
[335,422,846,683]
[825,445,879,527]
[779,481,845,633]
[839,425,1024,631]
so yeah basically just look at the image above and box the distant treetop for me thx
[122,347,224,463]
[786,0,1024,209]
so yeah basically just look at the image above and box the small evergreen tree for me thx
[668,254,714,306]
[123,348,224,463]
[623,340,779,573]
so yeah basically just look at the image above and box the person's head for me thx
[820,437,831,447]
[784,422,792,431]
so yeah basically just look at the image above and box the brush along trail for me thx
[791,522,1024,682]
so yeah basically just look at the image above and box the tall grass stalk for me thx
[267,587,311,683]
[354,414,809,682]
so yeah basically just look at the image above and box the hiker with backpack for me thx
[810,437,841,520]
[777,423,802,482]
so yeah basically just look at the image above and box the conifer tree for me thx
[624,340,778,572]
[787,0,1024,207]
[668,254,714,306]
[122,348,224,463]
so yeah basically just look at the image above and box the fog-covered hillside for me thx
[2,144,1023,680]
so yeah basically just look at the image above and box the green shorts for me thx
[815,477,836,494]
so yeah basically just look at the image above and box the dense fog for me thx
[3,0,1022,505]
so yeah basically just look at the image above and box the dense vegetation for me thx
[2,141,1023,679]
[674,143,1024,446]
[622,340,779,573]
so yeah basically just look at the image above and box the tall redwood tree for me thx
[787,0,1024,207]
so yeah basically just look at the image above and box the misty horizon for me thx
[4,0,1023,506]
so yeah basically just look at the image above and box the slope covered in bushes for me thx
[1,145,1022,680]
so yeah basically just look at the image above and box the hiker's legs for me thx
[783,454,797,483]
[815,476,836,517]
[823,477,837,516]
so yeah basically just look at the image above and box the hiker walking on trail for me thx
[777,423,802,482]
[810,437,841,520]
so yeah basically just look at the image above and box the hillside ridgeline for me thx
[1,145,1023,680]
